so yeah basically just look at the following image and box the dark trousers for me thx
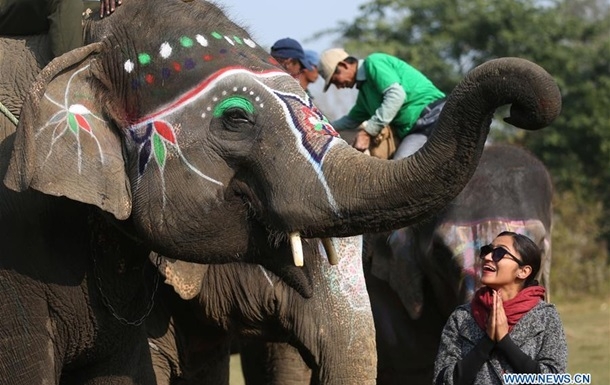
[410,98,447,136]
[0,0,83,57]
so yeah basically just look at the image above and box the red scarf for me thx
[471,285,546,332]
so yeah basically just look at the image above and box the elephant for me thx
[0,34,52,137]
[364,143,554,385]
[146,236,372,385]
[0,0,561,383]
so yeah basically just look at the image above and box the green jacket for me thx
[346,53,445,139]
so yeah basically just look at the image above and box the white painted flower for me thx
[69,104,91,114]
[224,36,235,45]
[244,38,256,48]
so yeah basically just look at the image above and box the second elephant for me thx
[147,236,373,385]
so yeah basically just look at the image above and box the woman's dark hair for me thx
[497,231,541,287]
[345,56,359,65]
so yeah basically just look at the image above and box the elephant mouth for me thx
[289,232,339,266]
[232,179,339,268]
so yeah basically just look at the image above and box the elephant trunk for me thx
[294,237,377,385]
[303,58,560,238]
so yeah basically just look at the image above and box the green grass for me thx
[230,354,245,385]
[229,295,610,384]
[555,295,610,384]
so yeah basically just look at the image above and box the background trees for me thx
[322,0,610,297]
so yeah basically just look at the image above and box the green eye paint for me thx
[213,96,255,117]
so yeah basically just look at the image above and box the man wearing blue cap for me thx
[270,38,315,87]
[301,49,320,94]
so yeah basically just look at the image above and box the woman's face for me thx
[480,235,527,289]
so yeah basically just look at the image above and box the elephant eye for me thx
[223,108,252,124]
[214,96,255,126]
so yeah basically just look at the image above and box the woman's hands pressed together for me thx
[486,289,509,342]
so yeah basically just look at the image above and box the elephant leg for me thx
[0,277,59,385]
[366,272,445,385]
[239,340,311,385]
[58,326,155,385]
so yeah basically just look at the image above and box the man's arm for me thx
[331,115,362,131]
[361,83,405,136]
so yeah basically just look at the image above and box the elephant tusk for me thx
[289,232,304,267]
[322,237,339,265]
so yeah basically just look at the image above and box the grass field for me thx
[229,295,610,384]
[555,295,610,384]
[230,355,245,385]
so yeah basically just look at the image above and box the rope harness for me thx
[0,101,18,126]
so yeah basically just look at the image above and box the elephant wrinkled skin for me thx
[1,0,560,383]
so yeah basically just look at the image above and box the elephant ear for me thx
[154,253,208,300]
[3,43,132,219]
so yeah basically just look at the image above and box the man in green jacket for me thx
[319,48,446,159]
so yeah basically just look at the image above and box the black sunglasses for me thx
[479,244,524,266]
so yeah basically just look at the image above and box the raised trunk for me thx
[303,58,560,238]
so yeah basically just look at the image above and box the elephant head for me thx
[148,236,375,385]
[3,0,561,269]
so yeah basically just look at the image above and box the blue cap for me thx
[304,50,320,69]
[270,38,314,71]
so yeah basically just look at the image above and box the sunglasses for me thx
[479,244,524,266]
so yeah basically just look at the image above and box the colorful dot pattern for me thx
[123,32,259,90]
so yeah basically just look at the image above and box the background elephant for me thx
[147,236,373,385]
[1,0,560,383]
[0,34,52,138]
[364,143,553,384]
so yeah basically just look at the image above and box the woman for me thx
[434,231,567,385]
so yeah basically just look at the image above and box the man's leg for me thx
[0,0,49,35]
[393,133,427,160]
[47,0,84,57]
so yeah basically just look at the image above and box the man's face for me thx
[330,62,356,89]
[275,57,303,78]
[303,66,319,84]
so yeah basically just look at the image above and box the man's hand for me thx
[100,0,122,17]
[353,129,372,152]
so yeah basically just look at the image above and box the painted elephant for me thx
[147,236,372,385]
[0,0,560,383]
[364,143,553,384]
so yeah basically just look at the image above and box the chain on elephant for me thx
[88,210,161,326]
